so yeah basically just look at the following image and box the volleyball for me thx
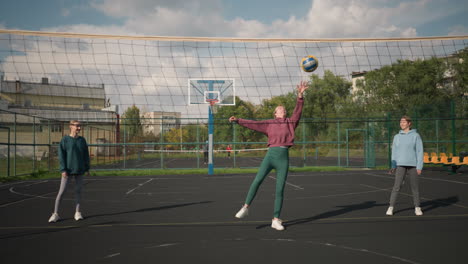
[301,55,319,72]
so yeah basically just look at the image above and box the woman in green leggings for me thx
[229,81,309,231]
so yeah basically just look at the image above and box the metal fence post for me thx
[337,120,341,167]
[302,120,306,167]
[33,116,36,172]
[14,112,17,177]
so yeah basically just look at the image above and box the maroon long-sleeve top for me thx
[237,97,304,147]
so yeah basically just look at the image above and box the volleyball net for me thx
[0,29,467,176]
[0,30,466,118]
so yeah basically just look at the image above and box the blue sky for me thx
[0,0,467,38]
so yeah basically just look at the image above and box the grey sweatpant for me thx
[389,166,420,207]
[53,174,84,214]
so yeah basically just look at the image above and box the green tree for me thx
[255,94,295,119]
[300,70,353,141]
[164,127,189,149]
[304,70,353,119]
[213,96,265,147]
[183,124,207,145]
[354,57,449,116]
[122,105,142,142]
[452,47,468,98]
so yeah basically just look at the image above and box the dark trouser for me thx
[389,166,420,207]
[244,147,289,218]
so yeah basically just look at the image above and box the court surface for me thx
[1,168,467,264]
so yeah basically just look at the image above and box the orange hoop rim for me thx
[206,99,219,106]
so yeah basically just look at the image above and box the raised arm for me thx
[229,116,269,134]
[290,81,309,127]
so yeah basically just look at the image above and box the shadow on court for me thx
[0,226,79,240]
[0,221,122,240]
[255,200,388,229]
[394,196,459,214]
[84,201,213,220]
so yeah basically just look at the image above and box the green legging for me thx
[245,147,289,218]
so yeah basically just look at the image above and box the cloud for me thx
[247,0,422,38]
[91,0,222,18]
[448,25,468,36]
[44,0,467,39]
[2,0,466,117]
[123,7,231,37]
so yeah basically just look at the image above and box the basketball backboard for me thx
[188,79,235,106]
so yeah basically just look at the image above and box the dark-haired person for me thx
[229,81,309,231]
[386,115,424,216]
[48,120,90,223]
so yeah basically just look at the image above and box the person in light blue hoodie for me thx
[386,115,424,216]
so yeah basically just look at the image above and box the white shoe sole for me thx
[271,220,285,231]
[386,207,393,216]
[48,215,59,223]
[235,208,248,219]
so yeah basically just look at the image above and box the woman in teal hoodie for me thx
[386,116,424,216]
[48,120,90,223]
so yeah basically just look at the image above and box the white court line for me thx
[0,180,47,191]
[365,172,468,185]
[145,243,179,249]
[126,178,153,195]
[23,180,49,187]
[288,172,371,177]
[204,175,256,179]
[0,181,26,188]
[8,187,53,199]
[307,241,421,264]
[261,238,420,264]
[284,187,388,201]
[103,253,121,259]
[0,188,57,208]
[2,214,468,231]
[268,175,304,190]
[85,177,188,181]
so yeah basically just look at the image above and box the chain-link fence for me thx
[1,107,467,177]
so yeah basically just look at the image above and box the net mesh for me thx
[1,30,467,175]
[0,30,466,119]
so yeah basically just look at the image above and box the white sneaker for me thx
[48,213,60,223]
[74,212,84,221]
[271,219,285,231]
[386,206,394,216]
[415,207,423,216]
[235,207,249,219]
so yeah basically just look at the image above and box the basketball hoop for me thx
[206,99,218,106]
[206,99,219,114]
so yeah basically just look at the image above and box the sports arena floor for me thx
[1,168,467,264]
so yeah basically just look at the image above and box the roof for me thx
[1,80,105,99]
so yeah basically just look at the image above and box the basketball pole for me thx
[208,104,214,175]
[198,80,224,175]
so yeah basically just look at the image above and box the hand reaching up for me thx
[297,80,309,98]
[229,116,238,123]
